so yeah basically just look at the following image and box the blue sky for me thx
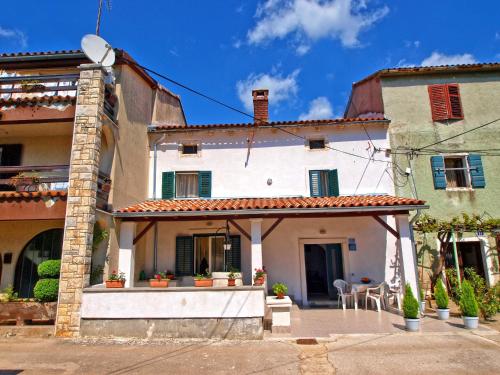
[1,1,499,124]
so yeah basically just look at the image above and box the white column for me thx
[119,222,136,288]
[250,219,263,280]
[396,214,419,300]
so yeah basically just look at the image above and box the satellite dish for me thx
[81,34,115,67]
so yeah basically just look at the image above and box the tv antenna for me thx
[81,34,116,67]
[96,0,112,36]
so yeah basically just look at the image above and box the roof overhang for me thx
[114,204,429,221]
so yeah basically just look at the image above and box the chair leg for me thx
[375,298,381,312]
[396,293,402,310]
[342,295,346,310]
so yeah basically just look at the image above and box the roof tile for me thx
[0,95,76,108]
[0,190,67,201]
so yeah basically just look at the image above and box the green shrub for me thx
[445,268,461,304]
[272,282,288,296]
[459,280,479,317]
[402,283,419,319]
[463,268,499,319]
[33,279,59,302]
[37,260,61,278]
[434,279,449,310]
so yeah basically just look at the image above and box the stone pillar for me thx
[119,222,136,288]
[55,64,106,337]
[250,219,263,280]
[396,214,419,301]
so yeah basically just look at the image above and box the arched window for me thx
[14,229,63,298]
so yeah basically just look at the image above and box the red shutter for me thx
[428,85,448,121]
[446,84,463,119]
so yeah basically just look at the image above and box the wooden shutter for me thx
[428,85,449,121]
[175,236,194,276]
[226,235,241,271]
[328,169,339,197]
[467,154,485,188]
[309,170,322,197]
[446,84,463,119]
[198,171,212,198]
[430,156,446,189]
[161,172,175,199]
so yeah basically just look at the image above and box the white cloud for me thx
[247,0,389,51]
[295,44,311,55]
[236,69,300,111]
[420,51,477,67]
[299,97,334,120]
[404,40,420,48]
[495,32,500,40]
[0,26,27,48]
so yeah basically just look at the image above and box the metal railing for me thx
[0,164,112,210]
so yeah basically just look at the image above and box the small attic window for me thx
[182,144,198,155]
[308,139,326,150]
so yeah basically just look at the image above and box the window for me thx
[0,144,22,191]
[308,139,326,150]
[175,172,199,198]
[309,169,339,197]
[162,171,212,199]
[181,144,198,155]
[430,154,485,190]
[428,84,463,121]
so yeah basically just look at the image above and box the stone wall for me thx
[55,65,106,337]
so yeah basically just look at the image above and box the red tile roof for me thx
[115,195,426,216]
[0,50,83,58]
[0,95,76,108]
[150,117,388,131]
[0,190,67,201]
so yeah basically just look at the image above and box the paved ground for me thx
[1,331,499,375]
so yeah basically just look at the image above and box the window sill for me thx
[445,187,473,192]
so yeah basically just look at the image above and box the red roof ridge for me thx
[0,95,76,107]
[0,190,68,200]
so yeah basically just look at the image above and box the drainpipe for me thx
[152,133,166,273]
[451,228,461,287]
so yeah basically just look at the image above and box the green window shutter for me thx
[430,156,446,189]
[198,171,212,198]
[226,235,241,271]
[309,170,322,197]
[328,169,339,197]
[161,172,175,199]
[467,154,485,188]
[175,236,194,276]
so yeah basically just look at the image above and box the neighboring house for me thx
[345,63,500,286]
[112,89,425,314]
[0,49,185,335]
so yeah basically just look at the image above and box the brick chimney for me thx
[252,89,269,123]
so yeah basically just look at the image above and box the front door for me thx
[304,243,344,300]
[445,241,485,280]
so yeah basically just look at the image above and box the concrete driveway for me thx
[0,331,499,374]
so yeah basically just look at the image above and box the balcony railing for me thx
[0,74,117,120]
[0,165,112,211]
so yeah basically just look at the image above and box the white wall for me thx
[137,215,400,305]
[149,124,394,199]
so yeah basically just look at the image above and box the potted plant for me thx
[419,282,426,314]
[194,269,213,287]
[403,283,420,332]
[434,278,450,320]
[253,267,266,286]
[272,282,288,299]
[149,271,169,287]
[460,280,479,329]
[165,270,175,280]
[227,269,239,287]
[106,270,126,288]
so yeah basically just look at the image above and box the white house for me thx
[81,89,427,339]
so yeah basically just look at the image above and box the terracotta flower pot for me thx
[149,279,169,288]
[276,292,285,299]
[228,279,236,287]
[194,279,213,287]
[105,280,125,288]
[254,276,265,286]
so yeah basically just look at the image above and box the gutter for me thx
[114,204,429,219]
[151,133,166,273]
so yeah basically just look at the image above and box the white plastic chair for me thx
[333,279,354,310]
[386,279,402,310]
[365,282,386,312]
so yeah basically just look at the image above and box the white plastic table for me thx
[350,282,377,310]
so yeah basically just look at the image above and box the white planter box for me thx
[266,296,292,333]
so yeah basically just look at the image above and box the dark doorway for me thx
[445,241,485,280]
[304,243,344,301]
[14,229,63,298]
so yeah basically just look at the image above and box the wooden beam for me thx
[228,219,251,241]
[133,220,156,245]
[262,218,284,240]
[372,215,400,239]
